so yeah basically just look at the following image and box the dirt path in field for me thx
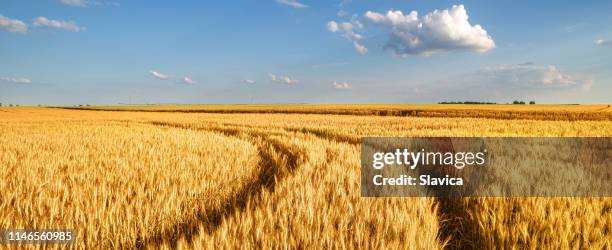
[140,121,485,249]
[435,198,484,249]
[274,126,488,249]
[135,122,307,249]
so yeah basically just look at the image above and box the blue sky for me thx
[1,0,611,105]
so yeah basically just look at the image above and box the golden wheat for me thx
[0,106,610,249]
[0,120,260,248]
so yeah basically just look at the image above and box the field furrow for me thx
[170,131,442,249]
[138,122,309,248]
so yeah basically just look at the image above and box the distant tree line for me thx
[0,103,20,107]
[513,100,537,105]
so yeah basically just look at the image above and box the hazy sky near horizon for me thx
[1,0,611,105]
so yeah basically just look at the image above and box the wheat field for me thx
[0,106,610,249]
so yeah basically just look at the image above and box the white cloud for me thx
[183,76,196,84]
[61,0,88,7]
[149,71,196,84]
[477,63,585,88]
[33,17,83,32]
[275,0,307,9]
[364,9,419,28]
[60,0,119,7]
[0,15,27,33]
[149,70,170,80]
[595,39,612,47]
[363,5,495,56]
[327,20,368,55]
[281,76,298,84]
[418,63,592,103]
[327,21,339,32]
[327,21,363,41]
[1,77,31,84]
[352,41,368,55]
[351,15,364,29]
[243,79,256,84]
[268,73,278,82]
[269,73,298,85]
[332,81,351,89]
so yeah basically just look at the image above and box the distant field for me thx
[55,103,611,111]
[0,106,610,249]
[54,104,612,121]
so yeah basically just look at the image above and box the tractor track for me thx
[140,120,486,249]
[132,121,307,249]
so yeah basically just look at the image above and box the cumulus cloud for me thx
[420,63,592,103]
[327,20,368,55]
[595,39,612,47]
[60,0,119,7]
[182,76,196,84]
[275,0,307,9]
[243,79,256,84]
[364,9,419,28]
[0,15,27,33]
[33,17,83,32]
[363,5,495,56]
[1,77,31,84]
[332,81,351,89]
[352,41,368,55]
[327,21,339,32]
[149,70,170,80]
[327,21,362,40]
[476,63,586,88]
[269,73,298,85]
[268,73,278,82]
